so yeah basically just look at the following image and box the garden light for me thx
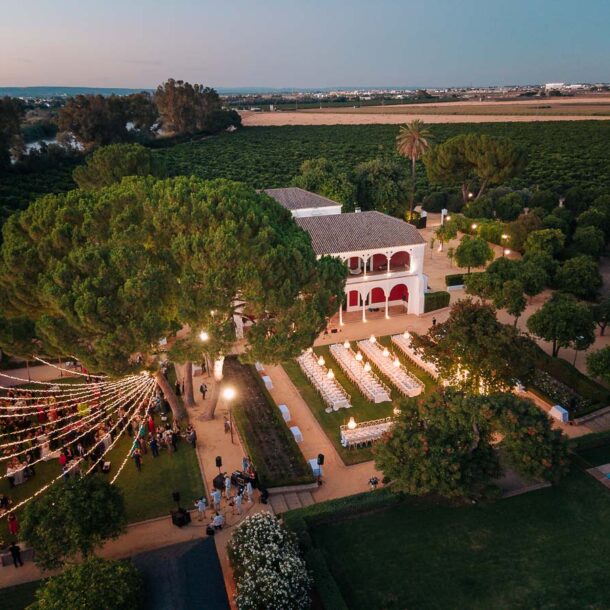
[355,352,363,361]
[363,362,371,373]
[222,387,236,401]
[369,334,376,343]
[327,369,335,379]
[317,355,325,366]
[343,340,350,349]
[199,331,209,342]
[347,417,357,430]
[393,358,401,368]
[382,347,390,357]
[471,223,477,230]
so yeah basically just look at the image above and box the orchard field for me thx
[3,121,610,223]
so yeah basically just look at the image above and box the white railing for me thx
[357,339,424,397]
[297,351,352,411]
[339,416,395,448]
[391,333,440,379]
[329,343,391,404]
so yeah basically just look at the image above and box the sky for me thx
[1,0,609,89]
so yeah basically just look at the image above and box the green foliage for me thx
[352,157,409,216]
[524,228,565,257]
[592,296,610,336]
[587,346,610,385]
[445,273,466,287]
[411,299,532,394]
[571,225,606,258]
[435,218,458,245]
[0,177,346,374]
[0,96,25,168]
[556,255,603,300]
[73,143,166,190]
[507,211,543,252]
[21,475,127,570]
[30,557,143,610]
[454,235,494,273]
[290,157,356,206]
[527,292,595,357]
[423,290,450,312]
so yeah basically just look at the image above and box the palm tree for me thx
[396,120,433,220]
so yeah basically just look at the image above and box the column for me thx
[339,300,343,326]
[363,256,368,277]
[385,293,390,319]
[386,253,391,275]
[362,294,367,322]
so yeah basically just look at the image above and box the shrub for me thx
[228,512,312,610]
[424,291,450,312]
[422,191,447,212]
[445,273,465,287]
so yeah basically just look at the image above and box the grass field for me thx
[309,471,610,610]
[282,337,437,465]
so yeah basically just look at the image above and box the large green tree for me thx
[0,177,346,418]
[21,475,126,570]
[592,296,610,336]
[72,143,166,191]
[352,157,409,217]
[587,346,610,384]
[410,299,532,394]
[556,255,603,300]
[454,235,494,274]
[526,292,595,357]
[31,557,143,610]
[0,96,25,168]
[291,157,356,206]
[375,390,568,499]
[424,133,526,203]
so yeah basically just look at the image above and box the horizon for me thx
[2,0,610,89]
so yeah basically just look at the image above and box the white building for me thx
[265,188,427,321]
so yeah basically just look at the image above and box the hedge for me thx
[445,273,465,287]
[424,291,450,312]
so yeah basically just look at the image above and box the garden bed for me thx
[224,357,314,488]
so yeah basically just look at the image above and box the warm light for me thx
[317,356,325,366]
[468,192,474,199]
[393,358,401,368]
[501,233,509,240]
[393,406,401,416]
[403,330,410,340]
[369,334,376,344]
[382,347,390,358]
[355,352,363,361]
[504,249,511,256]
[327,369,335,379]
[210,310,216,316]
[307,347,313,353]
[343,340,350,349]
[347,416,357,430]
[222,387,236,401]
[471,223,478,230]
[363,362,372,373]
[199,331,209,342]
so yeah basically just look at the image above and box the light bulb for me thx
[199,331,209,342]
[347,417,357,430]
[355,352,363,361]
[317,356,325,367]
[393,358,400,368]
[343,340,350,349]
[327,369,334,379]
[382,347,390,358]
[363,362,371,373]
[369,334,376,344]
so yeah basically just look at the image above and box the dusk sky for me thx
[2,0,609,88]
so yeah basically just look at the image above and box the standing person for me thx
[199,382,207,400]
[211,488,222,511]
[224,474,232,500]
[234,490,243,516]
[186,425,197,449]
[223,416,230,434]
[432,317,437,326]
[132,448,142,472]
[175,380,182,397]
[195,497,207,521]
[242,456,250,472]
[245,480,254,503]
[369,475,379,491]
[150,435,159,458]
[9,541,23,568]
[7,513,19,537]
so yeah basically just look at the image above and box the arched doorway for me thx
[389,251,410,271]
[370,287,386,305]
[389,284,409,305]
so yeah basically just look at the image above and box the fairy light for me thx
[33,357,107,379]
[0,376,156,520]
[0,377,149,478]
[0,376,143,449]
[0,373,141,397]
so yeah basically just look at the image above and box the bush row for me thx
[424,290,451,312]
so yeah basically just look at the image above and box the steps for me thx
[269,490,316,514]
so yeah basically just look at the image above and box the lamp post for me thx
[222,386,236,445]
[199,330,211,377]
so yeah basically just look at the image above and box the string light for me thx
[0,376,156,519]
[33,357,107,379]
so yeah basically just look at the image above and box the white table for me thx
[290,426,303,443]
[308,458,322,477]
[278,404,291,422]
[255,362,265,373]
[262,375,273,390]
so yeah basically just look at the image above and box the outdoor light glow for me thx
[343,340,350,349]
[355,352,363,361]
[369,334,376,343]
[393,407,401,416]
[382,347,390,357]
[504,249,511,256]
[501,233,509,240]
[222,387,236,401]
[403,330,410,339]
[363,362,371,373]
[317,355,325,366]
[307,347,313,353]
[393,358,401,368]
[471,223,478,230]
[347,416,357,430]
[199,331,209,342]
[468,192,474,199]
[327,369,335,379]
[446,215,451,221]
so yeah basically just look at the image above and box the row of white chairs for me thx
[329,344,391,404]
[391,333,440,379]
[357,340,424,397]
[297,352,352,411]
[340,417,395,448]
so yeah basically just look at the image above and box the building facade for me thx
[264,188,427,321]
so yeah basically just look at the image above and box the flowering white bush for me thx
[228,512,312,610]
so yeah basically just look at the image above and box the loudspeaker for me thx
[172,491,180,504]
[317,453,325,466]
[170,508,191,528]
[215,456,222,468]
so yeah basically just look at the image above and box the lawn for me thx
[2,579,41,609]
[305,471,610,610]
[282,337,437,465]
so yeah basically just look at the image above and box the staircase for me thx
[269,491,316,514]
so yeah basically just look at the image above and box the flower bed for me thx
[228,512,312,610]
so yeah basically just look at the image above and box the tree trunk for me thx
[552,340,559,358]
[462,183,469,203]
[182,362,195,408]
[600,322,607,336]
[410,156,416,219]
[476,179,489,200]
[155,371,187,421]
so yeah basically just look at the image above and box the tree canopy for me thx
[31,557,143,610]
[0,96,25,168]
[526,292,595,357]
[21,475,126,570]
[0,177,346,383]
[410,299,532,394]
[424,133,526,202]
[454,235,494,273]
[72,143,166,191]
[375,390,568,499]
[352,158,409,217]
[587,346,610,384]
[290,157,356,206]
[555,255,603,301]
